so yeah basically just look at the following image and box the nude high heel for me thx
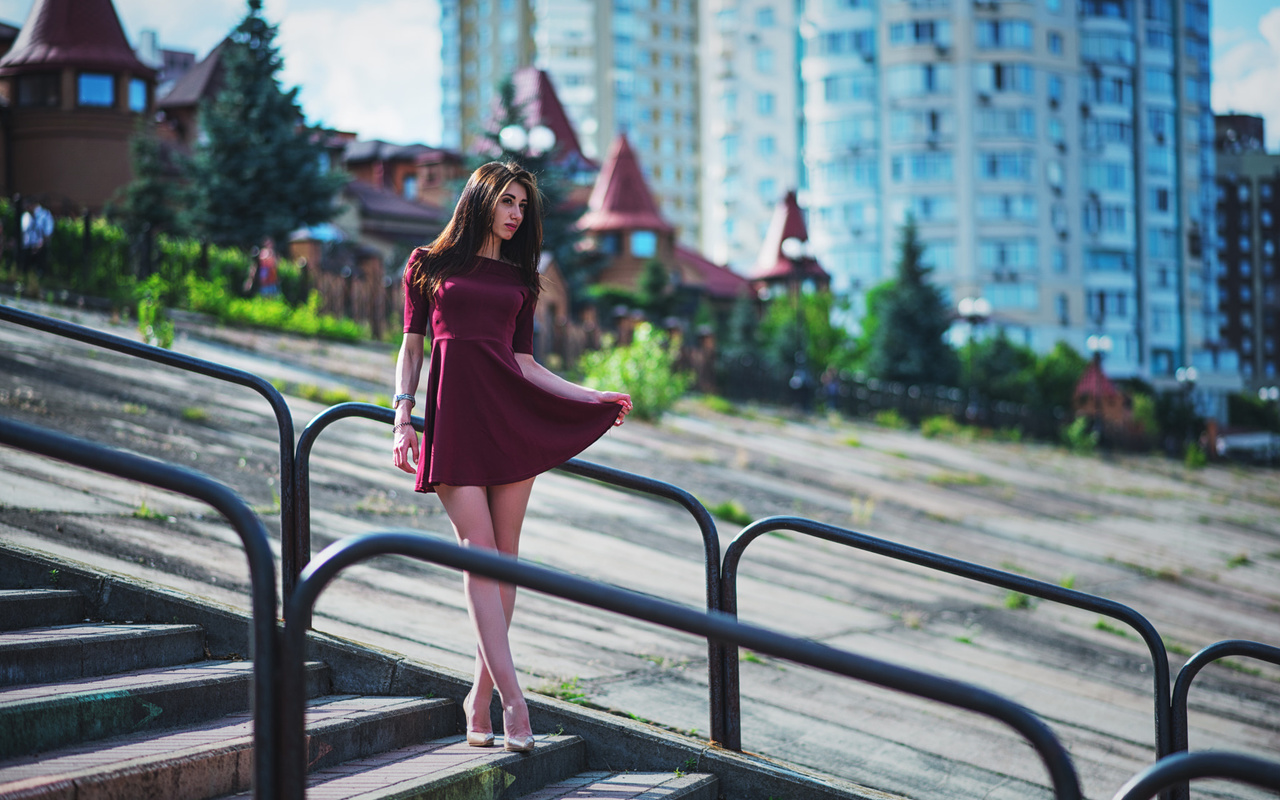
[504,733,536,753]
[463,689,495,747]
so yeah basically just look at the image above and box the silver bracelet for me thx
[393,393,415,409]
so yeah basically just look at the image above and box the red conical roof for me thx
[0,0,155,76]
[578,134,673,233]
[511,66,596,173]
[1073,359,1121,400]
[751,190,827,281]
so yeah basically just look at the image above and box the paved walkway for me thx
[1,300,1278,799]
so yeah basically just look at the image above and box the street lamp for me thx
[957,296,991,421]
[499,124,557,157]
[1175,365,1199,451]
[781,236,812,410]
[1086,334,1113,444]
[1259,385,1279,403]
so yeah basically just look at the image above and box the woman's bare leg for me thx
[437,479,535,740]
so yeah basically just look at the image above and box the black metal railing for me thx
[719,516,1171,761]
[1112,752,1280,800]
[292,402,729,742]
[279,530,1084,800]
[0,416,280,800]
[0,304,302,599]
[1168,640,1280,799]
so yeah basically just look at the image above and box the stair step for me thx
[0,623,205,687]
[516,770,718,800]
[0,695,452,800]
[0,590,84,631]
[0,660,331,759]
[220,734,587,800]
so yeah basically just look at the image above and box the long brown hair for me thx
[408,161,543,298]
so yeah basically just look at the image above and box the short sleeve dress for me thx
[403,256,622,493]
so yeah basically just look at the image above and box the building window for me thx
[630,230,657,257]
[1057,293,1069,325]
[757,135,776,157]
[403,175,419,200]
[976,63,1034,94]
[755,7,775,27]
[1048,31,1063,55]
[976,20,1033,50]
[17,72,61,107]
[758,178,778,205]
[755,47,775,73]
[756,92,775,115]
[128,78,148,112]
[77,72,116,107]
[977,151,1034,181]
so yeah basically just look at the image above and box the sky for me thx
[1,0,1278,150]
[0,0,446,145]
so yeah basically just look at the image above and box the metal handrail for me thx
[279,531,1083,800]
[1168,639,1280,800]
[0,304,301,599]
[720,516,1171,762]
[1112,752,1280,800]
[0,416,280,800]
[292,401,728,741]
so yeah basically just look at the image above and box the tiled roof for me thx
[0,0,155,77]
[157,39,226,109]
[344,140,441,163]
[750,190,828,282]
[344,179,445,223]
[675,245,751,300]
[1073,360,1121,400]
[578,134,673,234]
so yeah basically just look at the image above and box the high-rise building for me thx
[699,1,801,271]
[794,0,1226,389]
[440,0,538,151]
[1215,115,1279,385]
[534,0,702,246]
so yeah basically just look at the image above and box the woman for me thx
[391,161,631,753]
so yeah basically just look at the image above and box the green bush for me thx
[1184,442,1207,469]
[1062,416,1098,455]
[580,322,691,422]
[921,414,962,438]
[873,409,909,429]
[135,274,175,348]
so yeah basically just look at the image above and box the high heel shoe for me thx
[466,730,496,747]
[503,733,536,753]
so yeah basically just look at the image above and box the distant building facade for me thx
[533,0,703,247]
[440,0,537,151]
[1215,114,1280,385]
[790,0,1223,394]
[699,0,800,272]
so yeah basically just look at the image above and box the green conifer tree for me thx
[864,216,960,385]
[189,0,345,250]
[108,124,189,277]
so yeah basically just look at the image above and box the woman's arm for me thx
[392,333,427,473]
[514,353,632,425]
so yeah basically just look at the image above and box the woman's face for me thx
[490,180,527,244]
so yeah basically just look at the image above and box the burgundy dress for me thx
[403,256,621,493]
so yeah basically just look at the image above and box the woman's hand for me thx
[597,391,633,426]
[392,425,419,474]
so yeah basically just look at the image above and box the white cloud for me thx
[0,0,442,146]
[1213,7,1280,151]
[275,1,443,144]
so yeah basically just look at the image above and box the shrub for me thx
[1062,416,1098,455]
[873,409,909,429]
[921,414,962,439]
[135,274,175,348]
[580,322,691,422]
[1184,442,1207,469]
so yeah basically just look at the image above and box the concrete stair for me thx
[0,588,718,800]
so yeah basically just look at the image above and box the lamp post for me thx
[781,236,812,411]
[957,296,991,421]
[1086,334,1113,446]
[498,124,557,158]
[1175,365,1199,452]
